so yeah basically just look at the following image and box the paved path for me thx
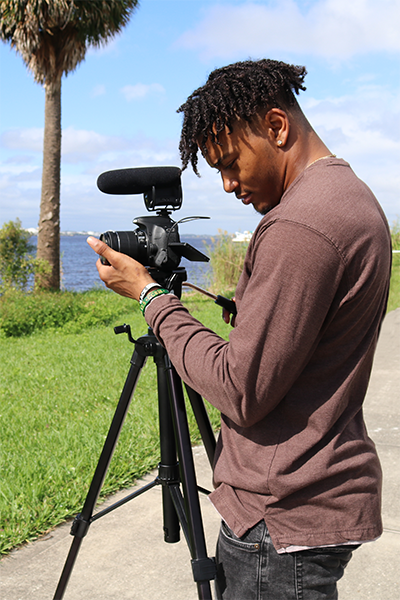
[1,309,399,599]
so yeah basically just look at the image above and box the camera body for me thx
[101,213,183,271]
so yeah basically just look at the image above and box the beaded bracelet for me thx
[139,282,161,303]
[139,287,169,315]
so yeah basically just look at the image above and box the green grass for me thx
[388,251,400,313]
[0,292,226,555]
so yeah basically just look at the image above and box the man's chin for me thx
[256,205,273,216]
[255,199,281,215]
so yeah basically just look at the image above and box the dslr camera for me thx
[97,166,209,275]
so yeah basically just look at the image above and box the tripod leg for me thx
[184,384,216,468]
[165,357,216,600]
[155,355,181,543]
[53,345,148,600]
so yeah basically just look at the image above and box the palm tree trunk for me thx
[35,79,62,291]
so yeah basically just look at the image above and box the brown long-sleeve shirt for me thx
[145,158,391,551]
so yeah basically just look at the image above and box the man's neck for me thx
[283,127,333,191]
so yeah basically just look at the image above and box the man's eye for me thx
[223,160,235,170]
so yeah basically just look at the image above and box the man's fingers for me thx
[87,236,107,254]
[87,236,116,263]
[222,308,230,323]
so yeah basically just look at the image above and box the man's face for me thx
[202,117,284,215]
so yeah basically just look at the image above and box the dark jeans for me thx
[215,520,359,600]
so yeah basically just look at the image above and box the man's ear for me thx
[264,108,290,148]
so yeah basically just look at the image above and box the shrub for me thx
[206,230,248,294]
[0,289,138,337]
[391,218,400,250]
[0,219,49,291]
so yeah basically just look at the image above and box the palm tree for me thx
[0,1,139,289]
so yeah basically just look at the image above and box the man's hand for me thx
[222,297,236,326]
[87,237,155,301]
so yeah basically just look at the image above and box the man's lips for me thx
[237,192,252,205]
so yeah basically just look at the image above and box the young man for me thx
[88,59,391,599]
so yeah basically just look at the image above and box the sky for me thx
[0,0,399,236]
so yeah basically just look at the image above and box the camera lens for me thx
[99,230,147,264]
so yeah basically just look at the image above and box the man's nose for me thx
[222,174,239,194]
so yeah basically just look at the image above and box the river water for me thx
[29,234,214,292]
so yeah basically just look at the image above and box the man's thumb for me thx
[87,236,113,259]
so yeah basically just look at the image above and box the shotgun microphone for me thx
[97,166,181,195]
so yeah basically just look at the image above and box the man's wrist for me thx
[139,287,170,315]
[139,282,161,303]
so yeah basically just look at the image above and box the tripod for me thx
[53,274,218,600]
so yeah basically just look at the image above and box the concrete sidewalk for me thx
[1,309,399,600]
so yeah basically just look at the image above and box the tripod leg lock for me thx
[158,462,180,484]
[70,513,91,539]
[191,557,217,582]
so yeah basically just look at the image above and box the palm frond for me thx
[0,0,139,87]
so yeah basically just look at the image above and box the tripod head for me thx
[148,266,188,298]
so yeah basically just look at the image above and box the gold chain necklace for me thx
[307,154,337,169]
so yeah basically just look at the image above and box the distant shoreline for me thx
[26,228,100,237]
[25,229,211,239]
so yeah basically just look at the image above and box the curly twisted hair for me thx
[177,59,307,175]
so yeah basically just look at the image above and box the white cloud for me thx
[120,83,165,101]
[301,85,400,221]
[176,0,400,60]
[1,128,43,152]
[0,162,38,176]
[61,127,131,162]
[0,126,132,164]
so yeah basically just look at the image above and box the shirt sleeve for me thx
[145,220,345,427]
